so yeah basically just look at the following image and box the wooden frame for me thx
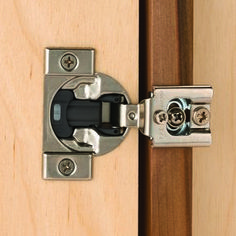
[139,1,193,235]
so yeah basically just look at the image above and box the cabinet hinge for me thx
[43,48,213,180]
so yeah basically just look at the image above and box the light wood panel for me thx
[193,1,236,235]
[0,1,138,235]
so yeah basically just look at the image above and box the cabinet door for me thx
[0,1,138,235]
[193,0,236,235]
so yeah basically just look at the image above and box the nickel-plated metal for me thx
[192,106,210,126]
[60,53,77,71]
[119,104,143,128]
[45,48,94,75]
[58,159,75,176]
[43,154,92,180]
[118,86,213,147]
[53,73,129,156]
[43,48,130,180]
[43,48,213,181]
[153,110,168,125]
[190,104,210,129]
[167,107,186,128]
[147,86,213,147]
[128,112,136,120]
[43,56,130,157]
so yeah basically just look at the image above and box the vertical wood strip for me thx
[139,1,193,235]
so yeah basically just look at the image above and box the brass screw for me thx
[58,159,75,176]
[193,107,210,126]
[61,53,77,71]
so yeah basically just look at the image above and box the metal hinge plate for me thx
[43,48,213,180]
[119,86,212,147]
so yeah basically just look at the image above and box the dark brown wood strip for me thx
[139,1,193,235]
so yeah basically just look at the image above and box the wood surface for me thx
[139,1,193,235]
[0,1,138,236]
[193,0,236,235]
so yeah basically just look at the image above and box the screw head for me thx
[58,159,75,176]
[193,107,210,126]
[128,112,136,120]
[60,53,77,71]
[154,110,168,125]
[167,107,186,128]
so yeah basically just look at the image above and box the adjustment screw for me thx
[58,159,75,176]
[60,53,77,71]
[167,107,186,127]
[193,107,210,126]
[154,110,168,125]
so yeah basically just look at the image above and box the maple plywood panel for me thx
[0,1,138,236]
[193,1,236,235]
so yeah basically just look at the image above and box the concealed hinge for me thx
[43,48,213,180]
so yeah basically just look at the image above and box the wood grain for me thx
[0,1,138,235]
[193,1,236,235]
[139,1,193,235]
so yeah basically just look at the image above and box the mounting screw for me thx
[154,110,168,125]
[60,53,77,71]
[168,107,186,127]
[193,107,210,126]
[58,159,75,176]
[128,112,136,120]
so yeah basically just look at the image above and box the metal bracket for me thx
[43,48,130,180]
[43,154,92,180]
[43,48,213,181]
[119,86,212,147]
